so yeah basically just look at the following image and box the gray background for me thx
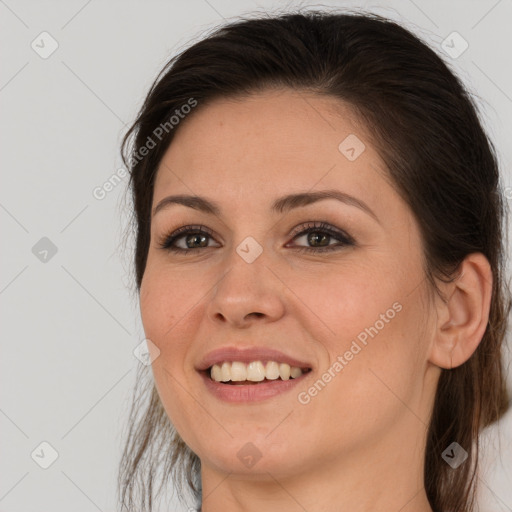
[1,0,511,511]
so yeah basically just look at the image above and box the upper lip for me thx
[196,346,314,371]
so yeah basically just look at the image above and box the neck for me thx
[198,416,433,512]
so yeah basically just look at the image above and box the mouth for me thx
[202,360,312,385]
[196,346,314,402]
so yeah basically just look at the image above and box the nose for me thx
[206,249,286,329]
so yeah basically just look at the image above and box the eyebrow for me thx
[152,189,380,224]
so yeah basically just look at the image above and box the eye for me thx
[158,221,355,255]
[157,225,220,254]
[286,221,355,253]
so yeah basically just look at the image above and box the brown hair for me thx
[118,9,511,512]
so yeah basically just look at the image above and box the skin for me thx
[139,88,493,512]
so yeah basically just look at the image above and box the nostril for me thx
[246,312,264,320]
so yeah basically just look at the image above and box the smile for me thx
[209,360,309,383]
[196,346,314,402]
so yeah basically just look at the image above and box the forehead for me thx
[153,89,400,222]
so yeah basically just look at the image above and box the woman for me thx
[118,9,510,512]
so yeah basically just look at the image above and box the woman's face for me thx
[140,89,440,481]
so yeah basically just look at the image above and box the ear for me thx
[428,253,493,369]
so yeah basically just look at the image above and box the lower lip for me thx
[199,371,310,403]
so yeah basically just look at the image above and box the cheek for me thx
[288,262,425,394]
[321,285,427,416]
[139,262,202,344]
[295,309,424,448]
[139,272,195,399]
[139,268,204,434]
[285,263,405,347]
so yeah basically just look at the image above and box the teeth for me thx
[231,361,247,381]
[211,364,222,381]
[290,366,303,379]
[247,361,265,381]
[279,363,291,380]
[209,360,305,383]
[220,362,231,382]
[265,361,280,380]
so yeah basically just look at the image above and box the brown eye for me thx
[306,231,330,247]
[288,221,355,253]
[158,221,355,255]
[182,233,209,249]
[159,225,219,253]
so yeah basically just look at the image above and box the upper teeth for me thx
[210,361,304,382]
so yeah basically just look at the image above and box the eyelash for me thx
[157,221,355,255]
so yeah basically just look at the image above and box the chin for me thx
[195,434,301,476]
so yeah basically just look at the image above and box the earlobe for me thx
[428,253,493,370]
